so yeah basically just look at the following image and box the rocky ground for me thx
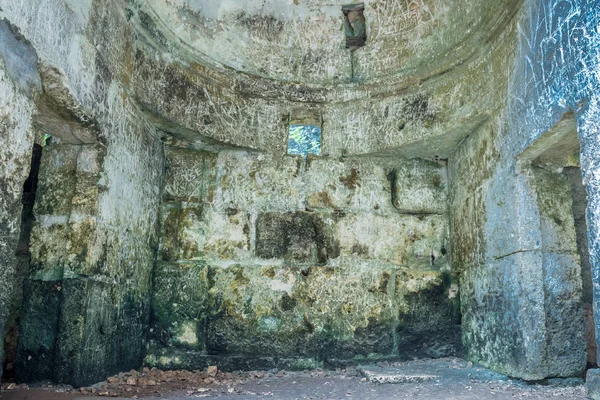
[0,358,590,399]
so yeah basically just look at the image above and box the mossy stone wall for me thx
[149,148,459,370]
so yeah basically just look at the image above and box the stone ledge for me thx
[359,367,437,384]
[144,348,322,372]
[358,358,509,385]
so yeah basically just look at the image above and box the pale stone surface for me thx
[0,26,38,385]
[151,148,457,368]
[449,0,600,381]
[0,0,599,390]
[358,358,507,384]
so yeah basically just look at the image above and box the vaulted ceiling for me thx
[126,0,524,156]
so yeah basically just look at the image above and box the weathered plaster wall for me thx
[450,0,600,380]
[148,149,459,370]
[0,0,165,387]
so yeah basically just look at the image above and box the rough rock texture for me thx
[134,0,521,85]
[0,20,39,386]
[0,0,165,388]
[2,142,41,379]
[450,0,600,381]
[588,368,600,400]
[14,106,163,387]
[128,0,522,159]
[149,149,459,370]
[0,0,599,390]
[1,359,590,399]
[564,167,593,307]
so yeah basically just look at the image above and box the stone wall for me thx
[0,18,41,385]
[449,0,600,381]
[131,32,507,159]
[148,148,459,370]
[0,0,166,388]
[1,0,598,388]
[16,126,163,387]
[126,0,522,160]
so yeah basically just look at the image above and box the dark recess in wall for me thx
[2,143,42,382]
[342,4,366,49]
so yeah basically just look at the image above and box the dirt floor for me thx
[0,358,590,399]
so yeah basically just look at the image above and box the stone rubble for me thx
[68,366,357,398]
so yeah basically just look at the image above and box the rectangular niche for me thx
[342,3,366,49]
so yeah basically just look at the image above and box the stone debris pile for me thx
[78,366,246,397]
[1,382,29,391]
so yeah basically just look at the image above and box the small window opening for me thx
[287,124,321,157]
[3,143,42,381]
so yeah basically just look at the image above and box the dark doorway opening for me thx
[2,143,42,381]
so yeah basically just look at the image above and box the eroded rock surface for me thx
[0,0,598,393]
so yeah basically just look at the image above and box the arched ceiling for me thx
[137,0,522,87]
[127,0,523,158]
